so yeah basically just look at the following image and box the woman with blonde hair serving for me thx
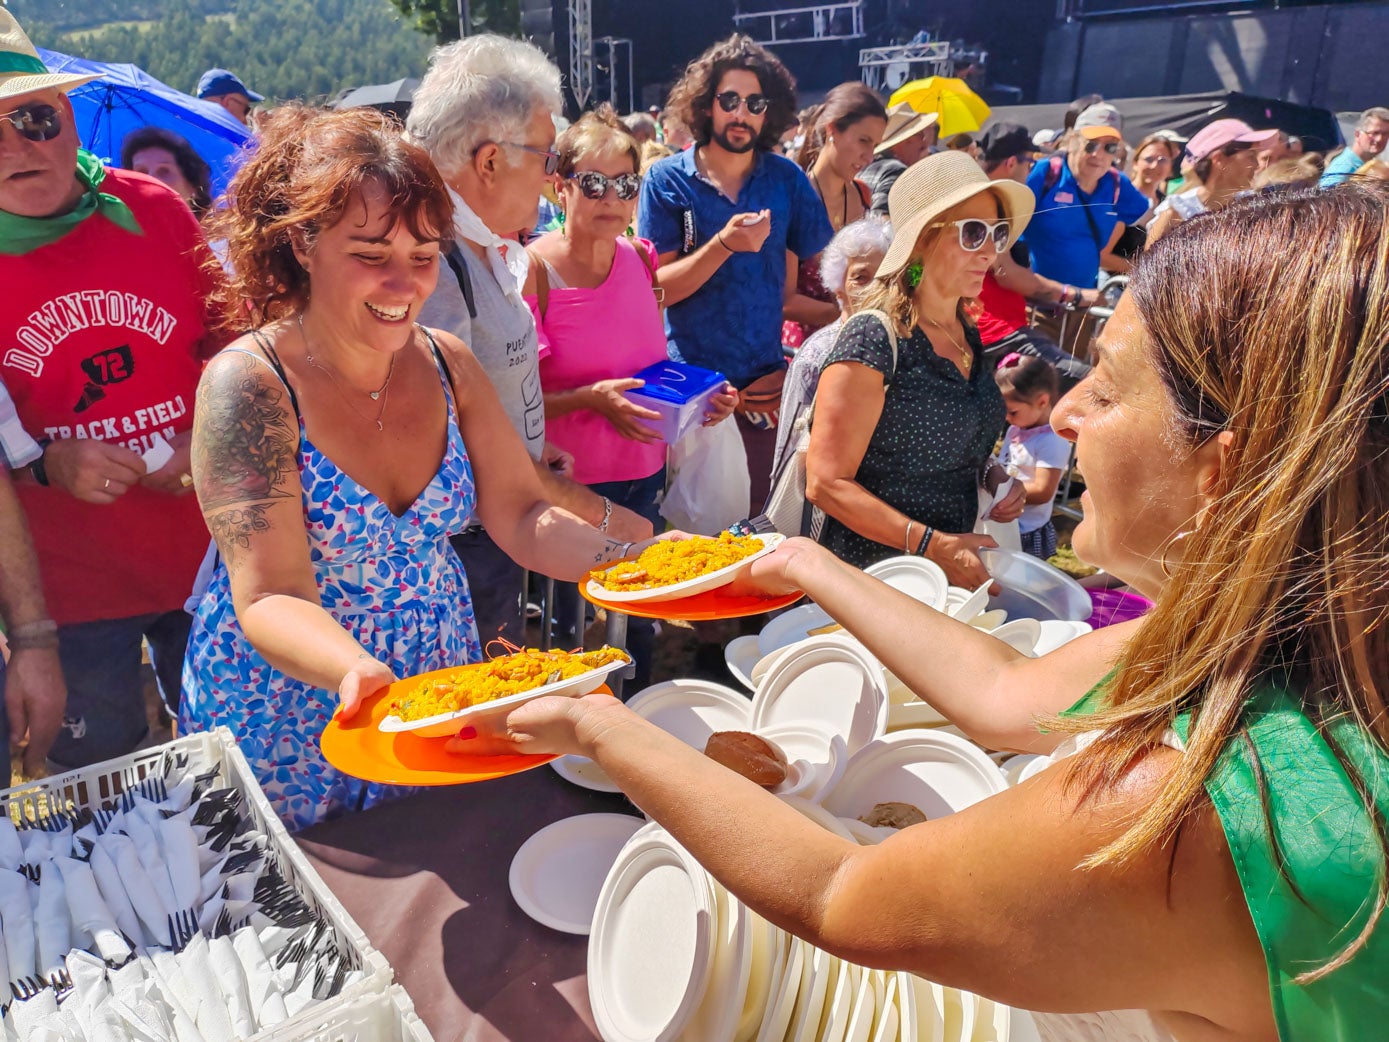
[463,181,1389,1040]
[806,152,1027,581]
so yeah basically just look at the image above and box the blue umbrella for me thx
[36,47,251,197]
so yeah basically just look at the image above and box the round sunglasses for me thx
[929,217,1011,254]
[0,101,63,143]
[714,90,770,116]
[569,170,642,202]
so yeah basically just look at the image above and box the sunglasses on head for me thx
[930,217,1011,254]
[569,170,642,202]
[1083,140,1122,156]
[0,101,63,143]
[714,91,770,116]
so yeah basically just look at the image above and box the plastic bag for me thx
[660,418,750,535]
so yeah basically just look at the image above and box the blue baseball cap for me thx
[196,68,263,102]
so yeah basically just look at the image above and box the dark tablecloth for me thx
[295,766,636,1042]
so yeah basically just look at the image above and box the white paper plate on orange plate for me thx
[864,555,950,610]
[750,637,889,756]
[586,533,784,604]
[823,728,1007,822]
[378,656,629,738]
[588,832,717,1042]
[508,813,643,934]
[627,679,752,748]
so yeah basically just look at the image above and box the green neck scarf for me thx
[0,150,143,256]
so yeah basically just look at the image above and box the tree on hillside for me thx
[387,0,520,44]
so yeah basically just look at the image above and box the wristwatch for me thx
[28,437,52,487]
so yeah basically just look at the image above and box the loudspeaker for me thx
[521,0,558,59]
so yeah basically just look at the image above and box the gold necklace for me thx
[922,317,972,377]
[298,314,395,432]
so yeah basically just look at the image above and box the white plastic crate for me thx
[265,983,434,1042]
[0,727,405,1040]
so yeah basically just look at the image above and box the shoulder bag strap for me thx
[630,237,665,305]
[444,244,479,320]
[525,246,551,321]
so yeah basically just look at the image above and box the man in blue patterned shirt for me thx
[639,34,833,512]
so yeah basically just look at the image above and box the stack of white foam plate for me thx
[749,636,889,757]
[582,819,1017,1042]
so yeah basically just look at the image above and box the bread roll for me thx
[703,731,788,788]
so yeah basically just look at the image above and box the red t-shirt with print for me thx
[974,270,1027,346]
[1,169,222,625]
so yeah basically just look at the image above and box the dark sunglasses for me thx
[1082,140,1122,157]
[570,170,642,202]
[502,141,560,175]
[714,90,770,116]
[0,101,62,143]
[930,217,1011,254]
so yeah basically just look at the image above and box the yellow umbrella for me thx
[888,77,991,138]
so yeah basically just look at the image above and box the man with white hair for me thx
[408,34,650,644]
[1320,107,1389,187]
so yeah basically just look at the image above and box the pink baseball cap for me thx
[1185,119,1278,160]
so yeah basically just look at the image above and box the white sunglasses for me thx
[929,217,1011,254]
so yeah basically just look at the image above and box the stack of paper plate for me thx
[585,821,1016,1042]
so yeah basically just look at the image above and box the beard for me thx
[712,123,759,154]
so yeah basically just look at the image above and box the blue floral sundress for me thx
[180,332,482,831]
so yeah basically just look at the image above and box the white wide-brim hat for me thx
[0,9,99,105]
[877,150,1035,279]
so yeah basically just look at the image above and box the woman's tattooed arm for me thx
[192,352,299,573]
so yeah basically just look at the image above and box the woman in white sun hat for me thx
[804,150,1030,582]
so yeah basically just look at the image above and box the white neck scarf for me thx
[447,186,529,304]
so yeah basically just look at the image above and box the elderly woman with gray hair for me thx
[773,215,893,472]
[406,34,652,645]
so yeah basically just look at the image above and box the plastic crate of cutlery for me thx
[264,983,434,1042]
[0,727,397,1037]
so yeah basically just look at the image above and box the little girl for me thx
[994,353,1071,560]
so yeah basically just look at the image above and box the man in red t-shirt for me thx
[974,123,1097,390]
[0,12,223,770]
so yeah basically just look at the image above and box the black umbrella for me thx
[333,77,420,122]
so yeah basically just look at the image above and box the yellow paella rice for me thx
[389,646,630,721]
[593,532,763,591]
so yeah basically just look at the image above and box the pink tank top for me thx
[529,237,670,485]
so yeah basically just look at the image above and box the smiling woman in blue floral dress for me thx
[179,106,653,831]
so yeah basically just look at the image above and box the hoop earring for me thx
[1159,528,1194,579]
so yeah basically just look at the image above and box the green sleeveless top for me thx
[1065,676,1389,1041]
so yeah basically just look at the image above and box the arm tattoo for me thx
[193,353,298,510]
[206,503,271,573]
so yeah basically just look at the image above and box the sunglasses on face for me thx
[0,101,63,143]
[1082,140,1122,156]
[569,170,642,202]
[930,217,1011,254]
[714,91,770,116]
[502,141,561,175]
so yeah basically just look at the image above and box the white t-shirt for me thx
[1002,423,1071,534]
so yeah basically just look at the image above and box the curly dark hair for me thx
[665,34,798,152]
[203,104,453,331]
[119,126,214,215]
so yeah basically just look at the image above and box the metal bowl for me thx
[980,548,1092,622]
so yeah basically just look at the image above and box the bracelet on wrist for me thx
[597,496,613,532]
[716,229,731,252]
[8,619,58,651]
[29,437,52,487]
[915,526,934,557]
[903,520,915,555]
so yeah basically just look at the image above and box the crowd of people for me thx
[1,5,1387,1036]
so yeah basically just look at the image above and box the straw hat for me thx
[876,101,939,155]
[877,151,1035,278]
[0,8,98,104]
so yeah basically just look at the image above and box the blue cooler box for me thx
[626,361,728,444]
